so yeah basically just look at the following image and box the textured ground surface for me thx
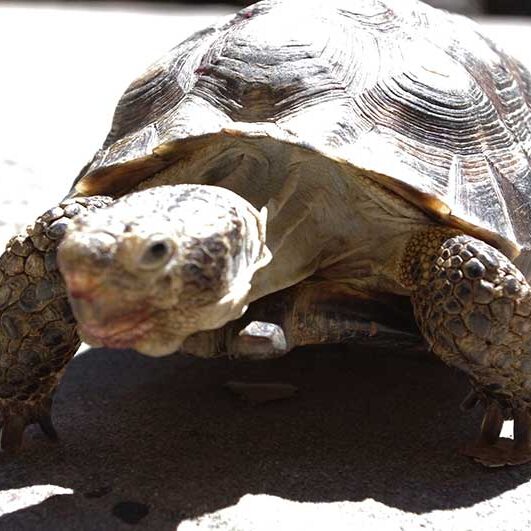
[2,3,531,530]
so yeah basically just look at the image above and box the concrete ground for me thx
[2,2,531,530]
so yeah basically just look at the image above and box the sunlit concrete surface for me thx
[1,3,531,530]
[0,485,73,517]
[0,2,231,246]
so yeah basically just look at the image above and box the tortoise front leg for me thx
[0,196,112,452]
[400,229,531,466]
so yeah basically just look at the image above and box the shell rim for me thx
[72,125,521,261]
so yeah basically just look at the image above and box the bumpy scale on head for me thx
[58,184,271,356]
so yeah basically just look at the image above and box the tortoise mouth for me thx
[79,311,154,349]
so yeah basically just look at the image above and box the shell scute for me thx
[75,0,531,266]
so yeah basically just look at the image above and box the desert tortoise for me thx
[2,0,531,467]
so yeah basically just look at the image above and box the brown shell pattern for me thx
[74,0,531,269]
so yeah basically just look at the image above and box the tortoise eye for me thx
[139,238,174,269]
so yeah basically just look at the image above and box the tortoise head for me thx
[57,184,271,356]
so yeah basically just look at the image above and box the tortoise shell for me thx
[73,0,531,267]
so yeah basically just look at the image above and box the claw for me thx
[0,397,59,453]
[460,403,531,466]
[34,398,58,441]
[460,389,480,411]
[37,413,58,441]
[1,414,26,454]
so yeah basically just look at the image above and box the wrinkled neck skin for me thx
[57,184,271,356]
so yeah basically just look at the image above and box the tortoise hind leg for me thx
[0,196,112,452]
[400,228,531,466]
[182,282,423,359]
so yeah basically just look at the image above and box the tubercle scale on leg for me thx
[400,230,531,401]
[396,226,461,290]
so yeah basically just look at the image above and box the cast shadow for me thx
[1,345,530,529]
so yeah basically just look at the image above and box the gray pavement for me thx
[2,3,531,530]
[3,347,531,530]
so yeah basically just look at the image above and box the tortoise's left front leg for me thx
[0,196,111,452]
[400,228,531,466]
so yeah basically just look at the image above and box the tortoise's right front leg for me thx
[0,196,111,452]
[400,229,531,466]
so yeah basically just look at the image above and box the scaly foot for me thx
[0,397,57,453]
[460,403,531,467]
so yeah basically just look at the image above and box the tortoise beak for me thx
[77,308,154,349]
[61,269,154,349]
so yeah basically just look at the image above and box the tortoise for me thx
[2,0,531,467]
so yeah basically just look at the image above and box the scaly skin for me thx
[400,229,531,466]
[183,282,422,360]
[0,196,112,452]
[5,188,531,466]
[57,185,272,357]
